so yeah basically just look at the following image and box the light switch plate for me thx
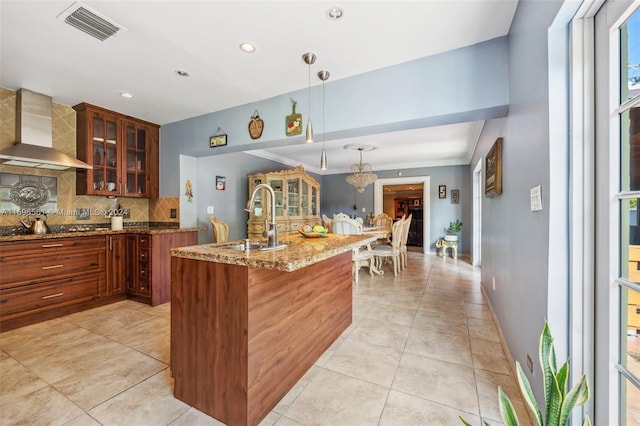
[207,206,214,214]
[530,185,542,211]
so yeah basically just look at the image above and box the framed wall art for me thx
[438,185,446,199]
[210,134,227,148]
[451,189,459,204]
[485,137,503,197]
[216,176,226,191]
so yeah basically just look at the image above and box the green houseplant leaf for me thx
[558,374,590,426]
[498,386,520,426]
[516,361,543,426]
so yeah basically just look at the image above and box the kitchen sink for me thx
[220,243,287,251]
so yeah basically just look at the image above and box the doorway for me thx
[374,176,430,253]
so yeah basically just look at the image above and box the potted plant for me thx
[460,320,591,426]
[444,219,462,242]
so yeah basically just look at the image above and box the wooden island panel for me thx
[171,251,352,426]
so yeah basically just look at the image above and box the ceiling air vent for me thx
[57,2,125,41]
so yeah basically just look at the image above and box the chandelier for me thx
[345,145,377,193]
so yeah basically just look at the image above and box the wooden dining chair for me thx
[372,219,404,277]
[372,212,393,243]
[322,214,332,232]
[372,213,394,230]
[210,215,229,243]
[332,214,374,283]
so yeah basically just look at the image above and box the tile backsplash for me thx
[0,87,176,229]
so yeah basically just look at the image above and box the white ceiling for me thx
[0,1,517,174]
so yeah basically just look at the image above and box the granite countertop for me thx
[0,227,201,242]
[171,233,377,272]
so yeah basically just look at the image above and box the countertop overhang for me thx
[0,227,201,242]
[171,233,377,272]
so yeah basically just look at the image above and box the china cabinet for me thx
[247,166,320,239]
[74,103,159,198]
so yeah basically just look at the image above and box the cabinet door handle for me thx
[42,264,64,270]
[42,243,64,248]
[42,292,64,300]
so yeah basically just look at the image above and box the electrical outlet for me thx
[526,353,534,374]
[492,276,496,291]
[207,206,214,214]
[362,207,366,213]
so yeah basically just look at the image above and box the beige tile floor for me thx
[0,252,533,426]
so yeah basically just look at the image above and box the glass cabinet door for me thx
[301,181,309,216]
[124,122,147,196]
[91,113,118,195]
[311,186,318,216]
[287,178,300,217]
[270,179,284,218]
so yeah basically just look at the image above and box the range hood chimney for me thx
[0,89,92,170]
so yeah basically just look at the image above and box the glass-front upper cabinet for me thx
[270,179,284,218]
[287,178,300,217]
[123,121,148,197]
[89,111,119,195]
[74,103,159,198]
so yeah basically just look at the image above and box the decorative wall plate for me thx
[286,101,302,136]
[10,180,50,208]
[248,110,264,139]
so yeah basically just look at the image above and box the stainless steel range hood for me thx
[0,89,92,170]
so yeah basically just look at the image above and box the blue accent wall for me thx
[159,37,509,198]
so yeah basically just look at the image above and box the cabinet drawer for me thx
[288,222,303,231]
[0,250,105,288]
[0,274,102,317]
[138,236,150,248]
[138,276,151,296]
[139,248,151,261]
[248,223,265,234]
[0,236,104,258]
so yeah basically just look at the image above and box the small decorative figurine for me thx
[185,180,194,203]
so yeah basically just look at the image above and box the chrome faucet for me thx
[245,183,280,249]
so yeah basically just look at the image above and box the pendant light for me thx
[318,70,330,170]
[302,52,316,143]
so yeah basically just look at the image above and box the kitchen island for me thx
[170,233,377,426]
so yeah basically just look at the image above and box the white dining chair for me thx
[332,214,374,283]
[399,214,412,270]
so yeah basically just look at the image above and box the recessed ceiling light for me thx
[326,7,344,20]
[175,69,190,77]
[120,92,133,99]
[239,42,256,53]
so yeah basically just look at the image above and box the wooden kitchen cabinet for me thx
[106,235,126,296]
[74,103,159,198]
[125,232,197,306]
[247,166,320,239]
[0,236,107,331]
